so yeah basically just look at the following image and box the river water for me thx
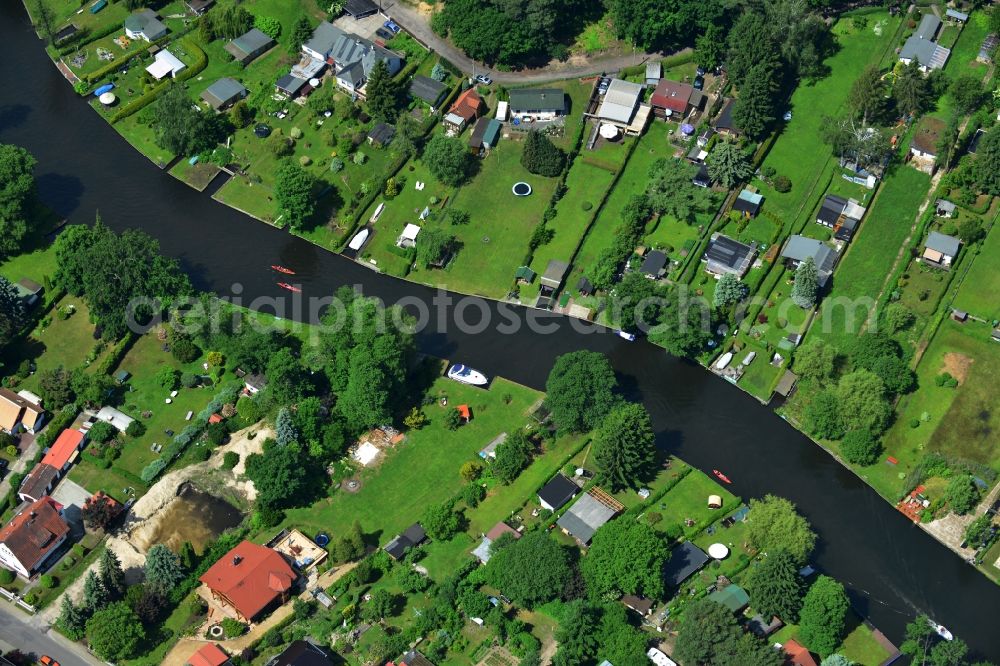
[1,4,997,657]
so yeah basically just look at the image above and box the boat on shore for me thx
[447,364,488,386]
[277,282,301,293]
[272,265,295,274]
[713,469,732,484]
[348,228,370,251]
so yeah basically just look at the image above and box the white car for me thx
[646,647,678,666]
[475,74,493,85]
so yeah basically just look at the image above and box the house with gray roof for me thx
[300,22,402,96]
[410,75,448,110]
[275,74,307,98]
[922,231,961,269]
[508,88,566,120]
[556,488,622,545]
[124,9,166,42]
[703,233,756,278]
[780,235,839,286]
[225,28,275,65]
[900,14,950,71]
[978,34,999,64]
[200,78,248,111]
[594,78,651,135]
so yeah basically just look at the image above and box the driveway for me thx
[0,602,102,666]
[333,12,385,42]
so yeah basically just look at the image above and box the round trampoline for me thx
[708,543,730,559]
[512,182,532,196]
[99,92,116,105]
[314,533,330,547]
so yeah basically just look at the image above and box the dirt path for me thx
[381,0,666,83]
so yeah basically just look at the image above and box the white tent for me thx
[145,49,186,80]
[401,223,421,242]
[96,406,135,431]
[708,543,730,559]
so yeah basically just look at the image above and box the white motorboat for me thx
[447,364,488,386]
[617,330,636,341]
[928,620,953,641]
[714,351,733,370]
[348,228,369,251]
[370,202,385,223]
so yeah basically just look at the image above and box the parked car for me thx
[475,73,493,85]
[695,66,706,77]
[39,657,61,666]
[383,19,400,34]
[375,27,394,41]
[693,76,704,90]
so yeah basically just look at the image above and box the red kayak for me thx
[712,469,732,484]
[277,282,301,293]
[272,265,295,275]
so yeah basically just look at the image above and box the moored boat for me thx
[271,265,295,274]
[277,282,301,293]
[348,228,370,251]
[713,469,732,484]
[447,364,488,386]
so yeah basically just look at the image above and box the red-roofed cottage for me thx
[445,88,483,131]
[41,429,87,474]
[187,642,231,666]
[650,79,700,119]
[783,639,818,666]
[199,541,297,622]
[0,497,70,578]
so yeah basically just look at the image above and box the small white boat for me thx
[617,330,636,341]
[348,228,369,251]
[447,364,488,386]
[714,352,733,370]
[370,202,385,223]
[742,351,756,366]
[928,620,953,641]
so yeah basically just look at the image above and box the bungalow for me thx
[783,639,819,666]
[922,231,961,269]
[0,497,70,579]
[900,14,950,71]
[14,278,43,307]
[471,521,521,564]
[640,250,668,279]
[708,584,749,613]
[645,61,662,87]
[344,0,378,19]
[978,34,999,64]
[301,22,402,96]
[697,127,715,147]
[662,541,709,588]
[537,474,578,511]
[556,487,624,545]
[397,223,421,249]
[201,78,248,111]
[910,116,945,173]
[540,259,570,290]
[935,199,957,218]
[713,98,739,136]
[124,9,167,42]
[267,640,335,666]
[692,163,712,187]
[18,463,59,503]
[968,127,985,155]
[185,0,214,15]
[508,88,566,121]
[732,189,763,218]
[514,266,535,285]
[747,614,784,637]
[650,79,703,119]
[816,194,866,241]
[594,78,651,136]
[199,541,297,622]
[780,236,838,286]
[396,651,435,666]
[41,429,87,475]
[703,233,756,278]
[145,49,186,80]
[243,373,267,395]
[275,74,307,99]
[410,75,448,111]
[0,387,45,435]
[187,643,231,666]
[225,28,275,66]
[445,88,483,132]
[621,593,654,617]
[945,8,968,23]
[96,405,135,431]
[367,122,395,147]
[384,522,427,560]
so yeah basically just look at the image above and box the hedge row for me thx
[57,20,123,57]
[37,404,81,449]
[83,19,200,84]
[108,37,208,124]
[95,332,137,375]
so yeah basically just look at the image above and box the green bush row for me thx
[109,37,208,124]
[57,20,123,57]
[37,405,80,449]
[95,332,137,375]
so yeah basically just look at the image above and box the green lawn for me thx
[953,223,1000,321]
[772,613,892,666]
[115,113,176,167]
[943,10,992,78]
[0,234,59,290]
[650,469,739,538]
[33,0,129,38]
[283,377,540,539]
[810,165,930,348]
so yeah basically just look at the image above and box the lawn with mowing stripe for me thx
[282,376,540,540]
[952,223,1000,321]
[810,165,930,348]
[943,10,992,78]
[651,468,739,538]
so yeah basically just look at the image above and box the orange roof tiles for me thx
[41,429,85,470]
[199,541,296,620]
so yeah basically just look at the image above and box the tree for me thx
[38,366,74,409]
[366,60,402,122]
[726,13,779,87]
[265,347,312,405]
[57,596,87,640]
[597,603,649,665]
[363,589,398,622]
[836,370,892,434]
[894,61,933,117]
[713,273,748,309]
[521,131,565,177]
[99,549,126,600]
[821,116,893,172]
[484,531,573,608]
[820,656,853,666]
[156,366,180,390]
[275,407,298,446]
[747,495,817,564]
[274,159,315,230]
[949,75,985,115]
[545,351,619,433]
[582,520,668,599]
[83,493,122,530]
[674,598,745,665]
[648,286,713,357]
[945,475,979,515]
[646,158,713,222]
[82,570,109,611]
[794,340,837,383]
[86,602,145,661]
[974,126,1000,196]
[493,429,533,484]
[870,355,914,395]
[0,143,39,256]
[424,135,473,186]
[848,65,887,126]
[593,403,656,491]
[30,0,56,44]
[883,303,915,334]
[695,24,727,71]
[245,442,309,512]
[415,227,455,268]
[798,576,849,658]
[930,638,969,666]
[956,218,985,245]
[289,16,313,53]
[552,601,599,666]
[745,550,804,622]
[422,501,461,540]
[791,257,819,308]
[900,615,935,664]
[840,429,881,466]
[0,276,25,347]
[707,141,753,189]
[330,521,366,563]
[154,84,224,156]
[733,62,778,139]
[144,544,185,594]
[459,460,483,482]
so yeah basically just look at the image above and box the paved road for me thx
[0,602,100,666]
[379,0,666,83]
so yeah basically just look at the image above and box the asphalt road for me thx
[0,603,100,666]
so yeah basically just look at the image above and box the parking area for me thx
[51,478,94,537]
[333,12,387,42]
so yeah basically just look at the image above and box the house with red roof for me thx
[199,540,297,622]
[650,79,703,119]
[0,497,70,578]
[187,642,231,666]
[444,88,483,131]
[782,639,818,666]
[41,429,87,474]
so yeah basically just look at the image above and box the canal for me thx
[1,3,997,657]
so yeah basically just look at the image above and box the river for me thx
[1,3,997,658]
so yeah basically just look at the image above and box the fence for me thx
[0,586,38,614]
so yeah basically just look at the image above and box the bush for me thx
[126,420,146,437]
[773,175,792,192]
[581,201,593,211]
[0,569,14,585]
[221,617,246,638]
[840,430,881,466]
[88,421,116,444]
[40,574,57,588]
[223,451,240,469]
[353,151,367,165]
[290,127,303,139]
[330,158,345,172]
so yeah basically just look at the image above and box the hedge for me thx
[109,37,208,124]
[37,405,80,448]
[57,20,123,57]
[95,333,137,375]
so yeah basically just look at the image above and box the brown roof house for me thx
[199,541,297,622]
[0,388,45,434]
[910,117,945,173]
[0,497,70,579]
[444,88,483,132]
